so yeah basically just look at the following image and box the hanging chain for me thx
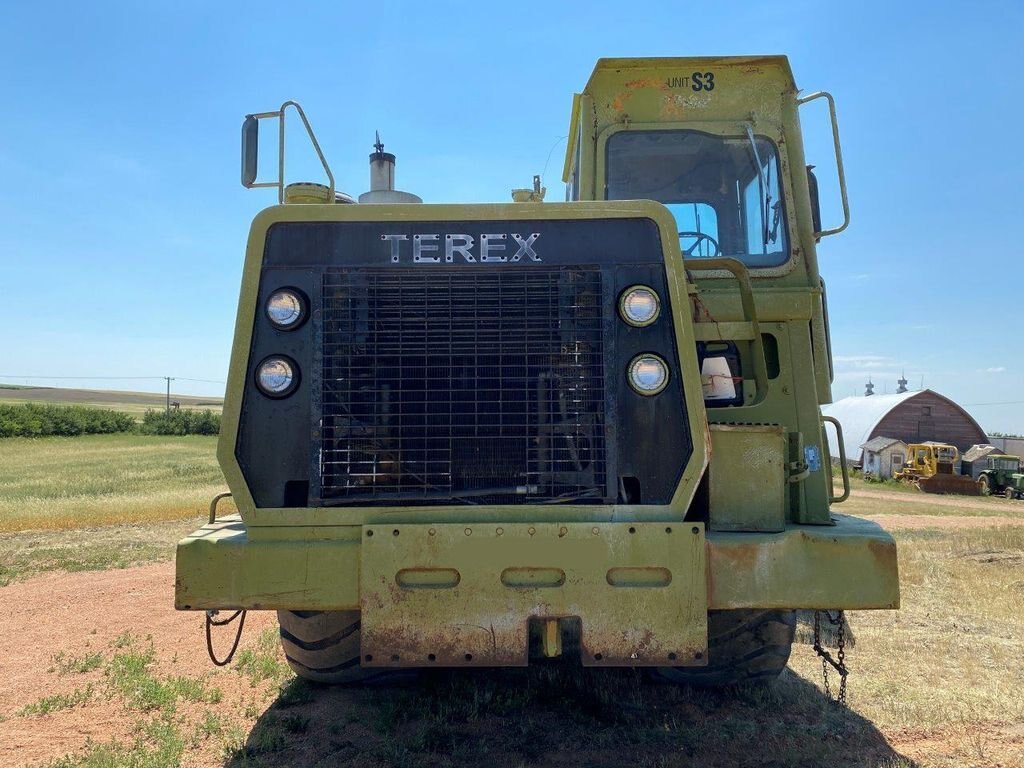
[205,609,247,667]
[813,610,848,705]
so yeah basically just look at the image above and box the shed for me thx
[859,437,908,479]
[822,389,987,465]
[961,444,1005,480]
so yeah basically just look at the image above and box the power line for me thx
[0,375,225,384]
[962,400,1024,407]
[0,375,164,380]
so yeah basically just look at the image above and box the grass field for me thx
[0,385,223,417]
[0,433,231,533]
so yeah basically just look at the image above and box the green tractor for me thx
[977,455,1024,499]
[175,57,899,687]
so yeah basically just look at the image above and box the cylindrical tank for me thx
[358,135,422,204]
[285,183,356,204]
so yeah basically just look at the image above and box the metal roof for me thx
[822,391,920,461]
[962,444,1003,463]
[860,436,906,453]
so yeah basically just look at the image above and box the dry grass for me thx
[0,434,231,532]
[793,527,1024,730]
[834,475,1020,518]
[0,518,202,586]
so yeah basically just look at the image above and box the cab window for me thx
[606,130,789,267]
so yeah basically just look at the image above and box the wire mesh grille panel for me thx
[319,268,607,504]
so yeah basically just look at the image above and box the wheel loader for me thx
[175,57,899,686]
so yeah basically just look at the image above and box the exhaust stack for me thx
[358,133,422,204]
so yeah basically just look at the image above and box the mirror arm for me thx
[239,102,335,203]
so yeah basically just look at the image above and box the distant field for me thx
[0,433,231,533]
[0,385,223,417]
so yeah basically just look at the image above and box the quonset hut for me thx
[822,389,988,466]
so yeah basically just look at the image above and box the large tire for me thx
[277,610,396,684]
[652,609,796,686]
[978,475,991,496]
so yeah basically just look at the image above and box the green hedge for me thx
[0,403,136,437]
[139,408,221,436]
[0,403,223,438]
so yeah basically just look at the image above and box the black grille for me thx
[318,268,607,504]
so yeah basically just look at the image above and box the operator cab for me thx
[605,130,788,268]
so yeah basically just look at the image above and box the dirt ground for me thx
[0,563,276,767]
[850,487,1024,513]
[3,514,1024,767]
[866,513,1024,530]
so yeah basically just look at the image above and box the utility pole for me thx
[165,377,175,414]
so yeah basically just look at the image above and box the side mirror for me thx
[806,166,822,238]
[241,116,259,188]
[237,102,335,203]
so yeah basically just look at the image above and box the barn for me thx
[822,389,988,465]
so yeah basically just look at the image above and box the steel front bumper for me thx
[175,513,898,664]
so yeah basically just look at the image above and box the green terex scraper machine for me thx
[176,57,899,687]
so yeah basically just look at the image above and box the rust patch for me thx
[360,522,707,667]
[611,77,670,113]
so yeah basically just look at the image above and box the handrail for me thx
[822,415,850,503]
[688,256,769,406]
[796,91,850,238]
[208,492,233,525]
[242,101,335,204]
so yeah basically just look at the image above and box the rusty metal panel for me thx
[709,424,786,532]
[359,522,706,668]
[708,513,900,610]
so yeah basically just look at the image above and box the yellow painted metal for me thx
[894,443,980,495]
[708,425,786,532]
[796,91,850,238]
[358,522,707,667]
[542,619,562,658]
[560,56,843,524]
[175,57,901,649]
[174,516,361,611]
[821,415,850,503]
[708,514,899,610]
[175,515,898,613]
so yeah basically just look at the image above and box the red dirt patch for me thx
[0,562,275,767]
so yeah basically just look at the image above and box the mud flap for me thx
[359,522,707,667]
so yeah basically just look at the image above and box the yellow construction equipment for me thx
[895,443,980,495]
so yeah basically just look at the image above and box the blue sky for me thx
[2,1,1022,432]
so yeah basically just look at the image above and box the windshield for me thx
[605,130,789,267]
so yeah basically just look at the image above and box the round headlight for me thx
[255,356,299,398]
[619,286,660,327]
[628,354,669,395]
[266,289,307,330]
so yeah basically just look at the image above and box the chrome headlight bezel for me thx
[618,285,661,327]
[255,355,300,398]
[627,354,670,396]
[265,288,308,331]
